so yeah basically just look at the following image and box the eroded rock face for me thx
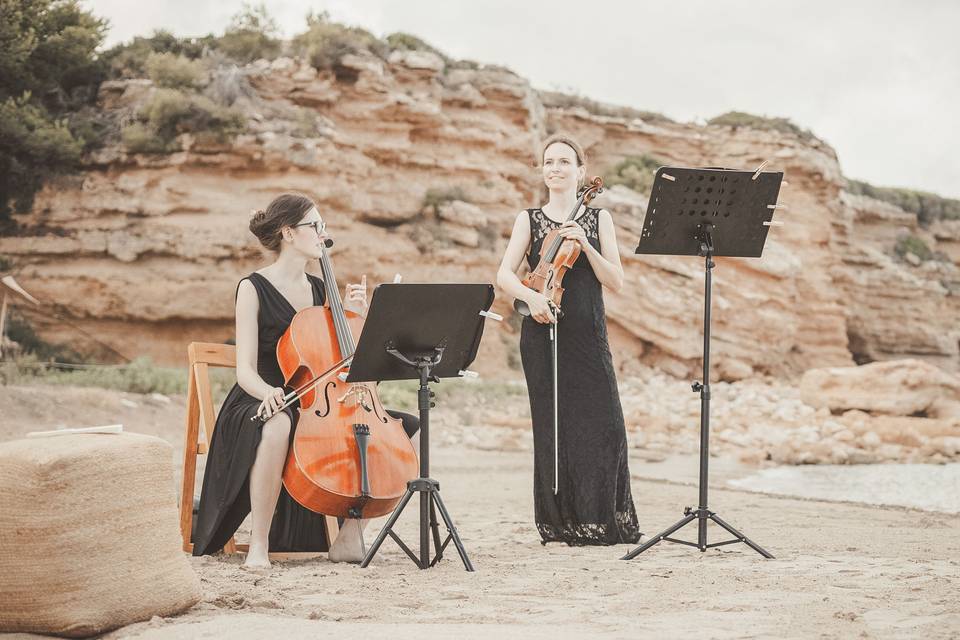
[1,53,958,379]
[799,359,960,419]
[832,192,960,368]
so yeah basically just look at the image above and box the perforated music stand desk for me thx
[624,166,782,560]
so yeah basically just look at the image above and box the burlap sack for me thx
[0,432,201,637]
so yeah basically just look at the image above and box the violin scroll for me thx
[578,176,603,205]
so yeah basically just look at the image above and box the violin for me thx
[514,176,604,317]
[276,240,418,519]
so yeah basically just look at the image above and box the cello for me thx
[274,240,419,519]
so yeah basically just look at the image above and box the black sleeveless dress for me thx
[192,272,419,555]
[520,207,641,546]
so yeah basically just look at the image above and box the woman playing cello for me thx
[496,134,641,546]
[192,193,419,568]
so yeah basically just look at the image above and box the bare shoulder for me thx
[511,209,531,234]
[237,278,257,296]
[236,278,259,309]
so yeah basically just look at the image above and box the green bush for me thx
[293,12,388,77]
[0,0,107,109]
[215,3,283,63]
[446,59,481,71]
[422,186,469,214]
[144,52,206,89]
[605,154,663,196]
[894,235,934,262]
[0,94,82,220]
[385,32,449,62]
[0,0,106,225]
[376,377,525,410]
[66,107,114,151]
[3,309,82,362]
[121,122,173,154]
[539,90,673,125]
[847,179,960,227]
[0,353,234,399]
[123,88,245,152]
[103,30,210,79]
[707,111,817,143]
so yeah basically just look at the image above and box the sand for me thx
[1,384,959,639]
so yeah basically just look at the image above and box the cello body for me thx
[278,249,418,519]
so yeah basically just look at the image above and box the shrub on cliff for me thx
[539,91,673,125]
[103,30,209,79]
[707,111,817,143]
[847,179,960,227]
[293,11,388,77]
[894,234,934,262]
[215,3,283,63]
[0,95,83,219]
[422,187,470,215]
[605,154,663,196]
[122,88,245,153]
[385,32,449,62]
[144,52,206,89]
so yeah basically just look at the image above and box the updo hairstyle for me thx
[248,192,316,251]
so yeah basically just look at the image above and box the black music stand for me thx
[351,283,495,571]
[622,166,781,560]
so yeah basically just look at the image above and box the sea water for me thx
[728,463,960,514]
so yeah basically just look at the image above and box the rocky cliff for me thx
[2,50,958,377]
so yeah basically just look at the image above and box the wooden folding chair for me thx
[179,341,338,558]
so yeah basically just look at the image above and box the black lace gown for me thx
[192,272,419,556]
[520,207,641,546]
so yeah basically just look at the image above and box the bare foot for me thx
[242,543,271,570]
[328,523,366,563]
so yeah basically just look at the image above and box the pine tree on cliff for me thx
[0,0,107,229]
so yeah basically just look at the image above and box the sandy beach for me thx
[2,384,959,639]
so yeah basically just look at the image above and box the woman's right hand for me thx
[524,291,557,324]
[257,387,286,420]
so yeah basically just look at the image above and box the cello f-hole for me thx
[314,380,337,418]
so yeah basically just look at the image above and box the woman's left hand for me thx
[558,220,588,248]
[343,274,368,315]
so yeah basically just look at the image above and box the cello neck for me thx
[318,247,355,358]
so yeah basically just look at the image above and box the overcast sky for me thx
[86,0,960,198]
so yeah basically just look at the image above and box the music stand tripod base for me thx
[359,350,474,571]
[623,166,779,561]
[348,283,494,571]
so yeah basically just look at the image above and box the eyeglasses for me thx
[291,220,326,235]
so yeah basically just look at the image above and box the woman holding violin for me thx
[497,134,641,546]
[192,193,419,568]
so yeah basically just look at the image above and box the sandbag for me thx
[0,432,201,637]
